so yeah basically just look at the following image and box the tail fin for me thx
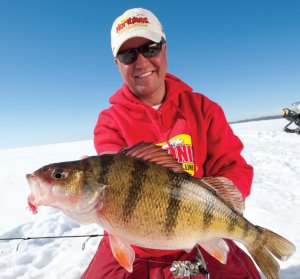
[247,226,295,279]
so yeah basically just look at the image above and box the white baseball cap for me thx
[111,8,166,57]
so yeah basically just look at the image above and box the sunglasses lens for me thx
[142,42,162,58]
[117,49,138,64]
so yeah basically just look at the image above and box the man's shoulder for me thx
[180,91,217,106]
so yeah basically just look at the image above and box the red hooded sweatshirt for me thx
[93,73,254,258]
[85,73,260,278]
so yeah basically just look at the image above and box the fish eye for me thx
[52,169,67,180]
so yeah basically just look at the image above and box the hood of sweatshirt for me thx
[109,73,193,114]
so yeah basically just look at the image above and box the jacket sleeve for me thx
[203,103,253,199]
[93,109,126,155]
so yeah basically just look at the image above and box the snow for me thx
[0,118,299,278]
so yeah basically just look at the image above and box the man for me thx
[81,7,261,279]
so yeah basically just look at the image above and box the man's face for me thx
[115,37,167,106]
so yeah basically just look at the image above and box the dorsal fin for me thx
[120,142,186,174]
[200,177,245,214]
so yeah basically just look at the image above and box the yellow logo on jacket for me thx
[157,134,194,176]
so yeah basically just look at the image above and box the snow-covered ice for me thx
[0,118,299,278]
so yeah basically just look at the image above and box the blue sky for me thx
[0,0,299,149]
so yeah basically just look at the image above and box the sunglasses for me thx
[116,38,166,65]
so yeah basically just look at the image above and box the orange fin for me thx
[120,141,186,173]
[200,177,245,214]
[97,213,135,272]
[198,238,229,264]
[108,233,135,273]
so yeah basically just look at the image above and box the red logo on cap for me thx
[116,17,149,33]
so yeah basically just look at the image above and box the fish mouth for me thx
[28,193,38,214]
[26,173,52,214]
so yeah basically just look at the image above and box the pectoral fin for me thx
[96,213,135,272]
[108,233,135,273]
[198,238,229,264]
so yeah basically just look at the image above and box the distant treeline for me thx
[229,115,283,124]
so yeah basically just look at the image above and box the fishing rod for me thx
[170,245,210,279]
[1,235,210,278]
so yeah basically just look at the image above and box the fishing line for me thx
[2,234,174,265]
[135,256,173,265]
[0,234,106,251]
[1,234,171,265]
[1,235,210,277]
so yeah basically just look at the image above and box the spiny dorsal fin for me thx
[200,177,245,214]
[120,142,186,174]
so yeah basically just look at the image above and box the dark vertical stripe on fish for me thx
[164,171,182,236]
[227,212,238,233]
[203,198,215,230]
[122,159,148,222]
[254,226,261,245]
[98,155,115,185]
[243,220,250,238]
